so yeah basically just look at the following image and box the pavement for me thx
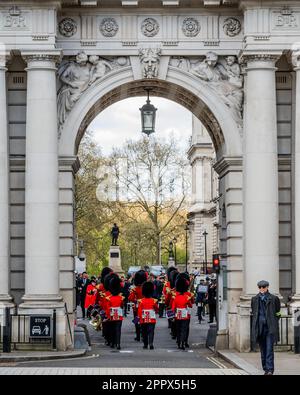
[0,307,246,375]
[0,350,86,363]
[216,349,300,376]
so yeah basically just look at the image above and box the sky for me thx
[87,97,193,155]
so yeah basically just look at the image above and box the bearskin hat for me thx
[101,267,113,284]
[109,275,122,296]
[167,266,177,281]
[104,272,118,291]
[175,273,190,294]
[142,281,154,298]
[169,269,179,289]
[134,270,148,286]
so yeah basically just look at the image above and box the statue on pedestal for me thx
[111,223,120,246]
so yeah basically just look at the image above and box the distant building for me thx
[187,117,219,273]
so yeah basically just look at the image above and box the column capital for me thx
[21,51,62,70]
[239,52,282,71]
[0,53,11,70]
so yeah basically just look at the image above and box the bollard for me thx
[294,309,300,354]
[3,307,11,353]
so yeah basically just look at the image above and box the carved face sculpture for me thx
[76,52,88,65]
[89,55,100,65]
[226,56,236,66]
[206,52,218,67]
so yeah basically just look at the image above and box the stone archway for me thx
[59,66,242,159]
[57,63,243,350]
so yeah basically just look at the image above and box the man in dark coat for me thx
[251,280,281,375]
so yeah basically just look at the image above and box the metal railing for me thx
[0,308,57,352]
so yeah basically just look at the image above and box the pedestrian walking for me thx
[79,272,89,319]
[207,279,217,323]
[196,280,208,323]
[138,281,158,350]
[106,275,124,350]
[172,274,193,350]
[251,280,281,375]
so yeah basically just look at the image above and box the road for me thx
[10,307,238,372]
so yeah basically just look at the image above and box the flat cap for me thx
[257,280,269,288]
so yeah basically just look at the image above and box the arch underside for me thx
[75,79,225,155]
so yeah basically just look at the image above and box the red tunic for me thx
[138,298,159,324]
[128,286,143,312]
[84,284,97,308]
[106,294,124,321]
[171,293,192,320]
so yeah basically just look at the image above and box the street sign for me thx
[30,316,51,338]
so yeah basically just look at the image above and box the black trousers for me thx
[197,305,204,322]
[103,321,112,344]
[159,303,165,318]
[111,321,122,346]
[209,303,216,323]
[80,298,86,319]
[141,323,155,347]
[176,320,190,344]
[170,319,177,338]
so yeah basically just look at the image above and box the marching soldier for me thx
[138,281,159,350]
[163,267,178,331]
[172,273,193,350]
[105,275,124,350]
[128,270,148,341]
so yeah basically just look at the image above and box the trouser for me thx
[80,299,86,319]
[170,319,177,338]
[159,303,165,318]
[209,303,216,323]
[141,323,155,347]
[111,321,122,346]
[176,320,190,344]
[133,310,141,340]
[123,299,128,317]
[197,305,204,322]
[103,321,113,345]
[258,325,275,373]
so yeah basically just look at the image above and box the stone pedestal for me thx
[109,246,124,275]
[168,257,175,268]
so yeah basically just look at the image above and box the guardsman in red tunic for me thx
[138,282,159,350]
[96,267,113,308]
[128,270,147,341]
[163,267,178,331]
[102,272,119,346]
[84,278,97,318]
[171,273,193,350]
[105,275,124,350]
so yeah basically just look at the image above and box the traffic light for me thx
[212,254,220,273]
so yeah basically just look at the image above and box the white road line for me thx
[15,354,100,365]
[206,356,227,369]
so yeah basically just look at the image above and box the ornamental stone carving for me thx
[139,47,161,79]
[182,17,200,37]
[100,18,119,37]
[223,17,241,37]
[170,52,243,126]
[3,6,26,29]
[59,18,77,37]
[141,18,160,37]
[57,52,130,131]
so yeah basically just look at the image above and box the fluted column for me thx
[243,54,281,296]
[21,53,62,306]
[293,53,300,302]
[0,54,13,306]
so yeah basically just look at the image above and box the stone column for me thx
[243,54,280,297]
[293,53,300,304]
[0,54,13,307]
[21,53,62,306]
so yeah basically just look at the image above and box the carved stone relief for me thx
[182,17,200,37]
[223,17,241,37]
[100,18,119,37]
[2,6,27,30]
[139,47,161,79]
[141,18,160,37]
[59,18,77,37]
[169,52,243,127]
[57,52,130,132]
[273,7,298,29]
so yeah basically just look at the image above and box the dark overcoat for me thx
[251,292,281,344]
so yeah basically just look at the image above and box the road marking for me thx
[16,354,99,365]
[206,356,227,369]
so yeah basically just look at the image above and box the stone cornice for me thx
[214,156,242,176]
